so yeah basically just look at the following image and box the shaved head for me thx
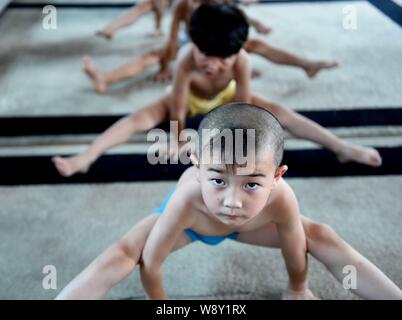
[197,103,284,168]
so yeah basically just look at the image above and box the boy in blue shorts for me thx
[56,103,402,300]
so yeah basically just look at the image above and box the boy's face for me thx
[193,46,237,79]
[194,151,287,227]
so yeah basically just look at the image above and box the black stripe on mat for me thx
[368,0,402,27]
[1,147,401,185]
[0,108,401,137]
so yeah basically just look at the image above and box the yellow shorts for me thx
[187,80,236,117]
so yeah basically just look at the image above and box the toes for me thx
[371,152,382,167]
[96,84,107,94]
[96,30,112,39]
[52,156,64,167]
[329,61,339,68]
[82,56,91,66]
[51,157,70,177]
[321,61,339,69]
[54,163,68,177]
[307,69,319,79]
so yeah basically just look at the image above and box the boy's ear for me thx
[190,153,201,182]
[190,153,200,168]
[272,165,288,188]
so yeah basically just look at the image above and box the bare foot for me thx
[82,56,108,94]
[149,29,164,37]
[52,155,91,177]
[254,23,273,35]
[304,61,339,78]
[96,29,114,40]
[154,69,172,82]
[337,144,382,167]
[282,288,319,300]
[251,68,262,79]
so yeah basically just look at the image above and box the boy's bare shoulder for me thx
[179,0,191,12]
[265,178,301,224]
[176,167,203,202]
[173,0,190,18]
[167,167,204,219]
[233,49,251,74]
[176,44,195,73]
[234,49,250,66]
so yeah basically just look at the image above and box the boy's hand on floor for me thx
[156,140,188,163]
[282,288,319,300]
[154,69,172,82]
[254,23,273,35]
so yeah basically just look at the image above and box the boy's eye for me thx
[211,179,225,186]
[245,183,259,190]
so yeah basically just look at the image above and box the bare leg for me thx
[247,17,272,35]
[303,218,402,300]
[82,56,107,94]
[83,50,162,94]
[237,217,402,299]
[244,39,338,78]
[56,215,191,299]
[251,94,382,167]
[52,94,171,177]
[151,0,169,37]
[96,1,154,39]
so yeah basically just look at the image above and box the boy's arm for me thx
[140,191,194,299]
[246,16,272,35]
[233,51,252,103]
[157,0,187,79]
[237,6,272,35]
[272,181,310,294]
[170,54,191,145]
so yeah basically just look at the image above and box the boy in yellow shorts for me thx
[85,0,335,92]
[187,79,236,116]
[53,3,380,177]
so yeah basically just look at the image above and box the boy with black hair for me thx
[56,103,401,300]
[85,0,335,90]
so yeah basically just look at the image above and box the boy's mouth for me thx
[219,212,241,220]
[203,69,216,78]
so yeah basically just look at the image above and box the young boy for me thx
[85,0,335,92]
[56,103,402,300]
[52,3,380,178]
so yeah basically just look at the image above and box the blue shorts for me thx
[153,190,238,245]
[178,30,191,47]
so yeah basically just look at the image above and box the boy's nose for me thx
[223,188,242,209]
[206,59,220,71]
